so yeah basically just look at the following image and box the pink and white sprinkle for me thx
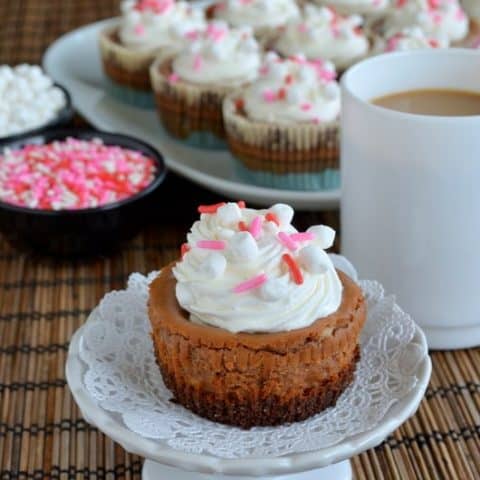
[0,138,156,211]
[196,240,226,250]
[278,231,298,251]
[233,273,268,294]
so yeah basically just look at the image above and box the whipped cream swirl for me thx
[314,0,390,15]
[242,52,340,124]
[274,5,369,70]
[382,0,469,43]
[213,0,300,32]
[375,26,449,51]
[173,203,343,333]
[118,0,206,51]
[172,22,261,86]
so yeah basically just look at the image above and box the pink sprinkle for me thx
[134,24,145,36]
[196,240,226,250]
[259,65,269,76]
[312,117,321,125]
[134,0,174,14]
[298,23,308,33]
[168,73,180,84]
[386,36,400,52]
[373,0,382,5]
[185,30,199,41]
[193,54,203,71]
[249,216,263,239]
[318,69,336,82]
[456,8,466,21]
[300,103,312,111]
[263,89,276,102]
[233,273,268,294]
[278,232,298,251]
[206,23,227,42]
[290,232,315,242]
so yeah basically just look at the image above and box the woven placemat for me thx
[0,1,479,479]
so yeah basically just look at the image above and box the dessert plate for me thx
[43,20,340,210]
[66,257,431,479]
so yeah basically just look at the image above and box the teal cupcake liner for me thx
[104,78,155,109]
[172,130,228,150]
[234,159,340,191]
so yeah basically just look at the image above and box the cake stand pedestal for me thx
[66,324,430,480]
[142,459,352,480]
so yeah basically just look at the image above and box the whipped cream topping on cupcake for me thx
[240,52,340,124]
[118,0,206,51]
[375,26,449,51]
[315,0,390,15]
[173,202,343,333]
[171,22,261,86]
[382,0,468,43]
[274,5,369,70]
[213,0,301,32]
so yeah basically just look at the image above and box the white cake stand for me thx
[66,322,431,480]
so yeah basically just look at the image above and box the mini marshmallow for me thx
[216,202,242,225]
[260,277,288,301]
[176,283,194,305]
[0,64,66,138]
[228,232,259,262]
[270,204,294,226]
[198,252,227,278]
[307,225,336,249]
[217,227,235,239]
[299,245,330,274]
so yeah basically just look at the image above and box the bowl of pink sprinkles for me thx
[0,129,166,255]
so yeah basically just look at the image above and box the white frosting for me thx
[462,0,480,21]
[382,0,469,43]
[172,22,261,86]
[375,26,449,52]
[118,0,206,51]
[0,65,66,138]
[241,53,340,124]
[274,5,369,70]
[173,203,343,334]
[315,0,390,15]
[214,0,300,31]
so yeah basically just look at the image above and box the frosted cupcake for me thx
[150,22,261,149]
[273,4,369,71]
[209,0,301,43]
[150,202,366,427]
[378,0,469,44]
[314,0,390,16]
[99,0,205,108]
[373,26,449,53]
[224,53,340,191]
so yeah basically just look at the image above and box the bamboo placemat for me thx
[0,1,479,478]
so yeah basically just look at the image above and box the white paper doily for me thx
[79,258,423,460]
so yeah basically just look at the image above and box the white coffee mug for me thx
[341,49,480,350]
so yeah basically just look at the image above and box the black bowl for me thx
[0,129,167,256]
[0,83,75,145]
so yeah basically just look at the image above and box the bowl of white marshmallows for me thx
[0,64,74,144]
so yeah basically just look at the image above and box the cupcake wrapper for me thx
[234,159,340,191]
[104,78,155,109]
[150,57,237,149]
[223,93,340,191]
[99,26,155,90]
